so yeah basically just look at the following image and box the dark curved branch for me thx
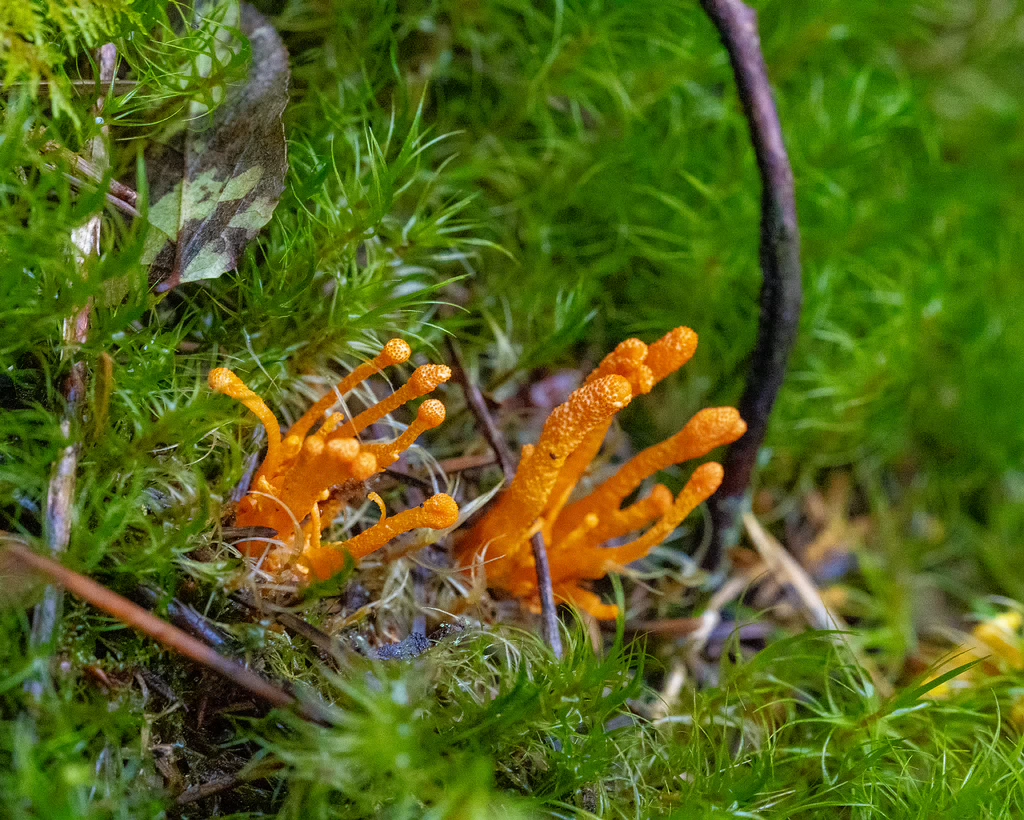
[699,0,803,569]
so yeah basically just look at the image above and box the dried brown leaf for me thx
[142,3,289,290]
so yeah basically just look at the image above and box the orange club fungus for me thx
[209,339,459,581]
[455,327,747,620]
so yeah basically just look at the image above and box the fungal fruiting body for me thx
[455,327,747,620]
[209,340,458,581]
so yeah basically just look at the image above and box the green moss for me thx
[2,0,1023,815]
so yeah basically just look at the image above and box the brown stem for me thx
[382,466,434,492]
[6,539,335,724]
[529,531,564,659]
[32,78,139,95]
[275,611,344,663]
[445,339,516,481]
[29,44,119,677]
[43,143,140,206]
[436,453,497,473]
[174,760,282,806]
[66,153,139,206]
[175,773,245,806]
[698,0,803,570]
[43,130,141,216]
[133,586,230,649]
[446,339,563,658]
[59,172,141,217]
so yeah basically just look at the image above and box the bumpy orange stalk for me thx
[551,406,746,544]
[456,327,745,620]
[302,494,459,580]
[541,327,698,528]
[362,399,447,469]
[289,339,412,440]
[210,340,457,579]
[460,374,632,584]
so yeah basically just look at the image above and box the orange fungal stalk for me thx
[455,327,745,620]
[210,340,458,580]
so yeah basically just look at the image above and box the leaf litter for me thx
[142,2,289,290]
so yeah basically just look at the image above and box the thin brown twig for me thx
[31,78,139,95]
[382,466,434,492]
[742,513,840,632]
[42,137,141,217]
[59,172,141,217]
[63,151,139,206]
[43,143,140,206]
[5,538,337,724]
[175,773,245,806]
[230,590,345,666]
[741,513,893,697]
[444,339,516,480]
[134,586,230,649]
[29,45,118,684]
[174,760,283,806]
[445,339,563,658]
[529,531,564,659]
[276,612,343,661]
[685,559,766,657]
[698,0,803,570]
[436,453,497,473]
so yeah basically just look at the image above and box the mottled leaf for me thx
[142,3,289,291]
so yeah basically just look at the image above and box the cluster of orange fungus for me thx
[454,327,747,620]
[209,340,459,581]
